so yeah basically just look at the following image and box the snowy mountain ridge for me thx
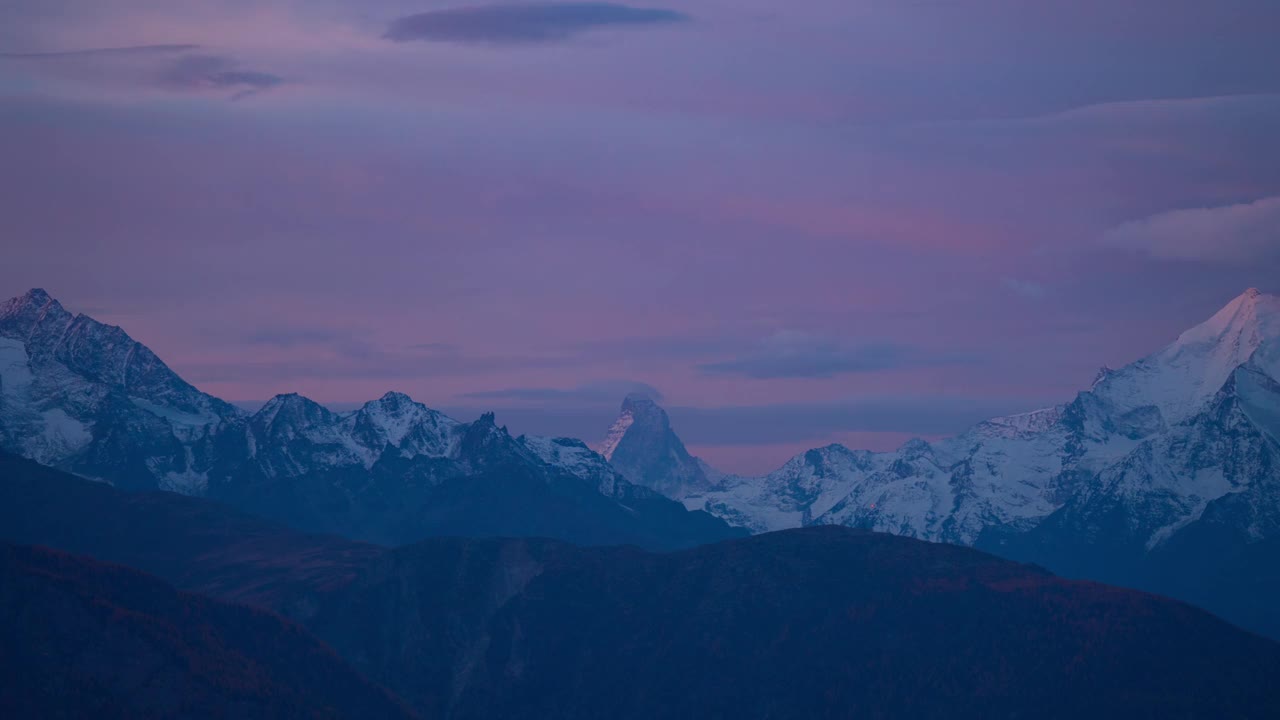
[579,289,1280,555]
[0,288,739,549]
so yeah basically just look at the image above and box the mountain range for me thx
[4,286,1280,640]
[582,288,1280,638]
[5,452,1280,719]
[0,288,739,551]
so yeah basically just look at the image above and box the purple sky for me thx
[3,1,1280,473]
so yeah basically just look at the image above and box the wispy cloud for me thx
[384,3,689,46]
[462,380,664,405]
[158,54,283,99]
[0,44,199,59]
[1,43,283,101]
[1101,196,1280,263]
[698,331,964,380]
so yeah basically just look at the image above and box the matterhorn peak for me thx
[599,393,712,497]
[602,393,669,461]
[619,391,664,418]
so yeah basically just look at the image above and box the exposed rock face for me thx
[598,393,712,497]
[564,290,1280,637]
[0,290,740,550]
[610,290,1280,556]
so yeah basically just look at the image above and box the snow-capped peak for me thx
[350,390,459,450]
[0,288,56,315]
[254,393,333,432]
[1090,289,1280,425]
[1175,287,1277,348]
[0,288,70,335]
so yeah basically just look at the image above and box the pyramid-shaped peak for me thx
[261,392,323,410]
[374,391,417,407]
[1089,288,1280,426]
[21,288,53,303]
[256,392,331,427]
[1,288,66,321]
[619,392,668,422]
[1177,288,1279,347]
[601,392,710,495]
[622,391,661,408]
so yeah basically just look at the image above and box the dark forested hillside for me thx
[312,527,1280,720]
[0,452,382,617]
[0,544,413,720]
[6,453,1280,719]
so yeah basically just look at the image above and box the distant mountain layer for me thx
[0,542,413,720]
[584,289,1280,637]
[0,289,741,550]
[5,455,1280,720]
[0,452,383,617]
[605,288,1280,545]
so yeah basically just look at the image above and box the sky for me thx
[3,1,1279,474]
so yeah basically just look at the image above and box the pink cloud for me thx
[1102,196,1280,262]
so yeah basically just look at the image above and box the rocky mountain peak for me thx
[619,391,663,417]
[374,390,415,407]
[1176,287,1278,348]
[601,392,668,461]
[0,288,72,338]
[1084,288,1280,426]
[255,393,333,432]
[600,394,712,497]
[5,287,54,309]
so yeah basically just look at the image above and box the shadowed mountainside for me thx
[5,453,1280,719]
[0,543,414,720]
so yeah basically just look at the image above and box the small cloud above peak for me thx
[1101,196,1280,264]
[383,3,689,46]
